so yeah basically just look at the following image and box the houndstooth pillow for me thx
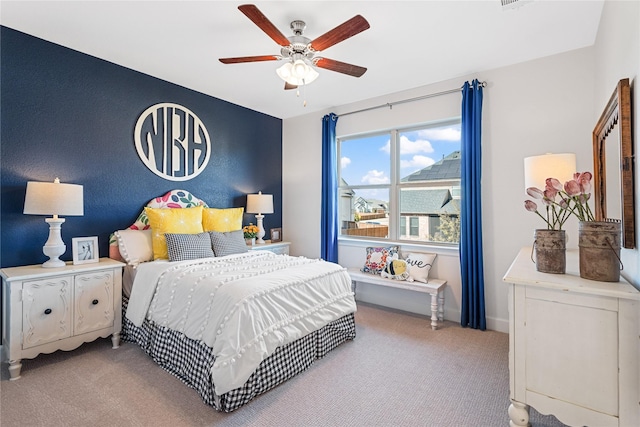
[209,230,249,257]
[164,232,215,262]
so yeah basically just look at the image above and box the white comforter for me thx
[126,251,356,395]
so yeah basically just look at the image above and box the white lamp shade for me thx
[24,180,84,216]
[246,191,273,214]
[524,153,576,192]
[276,61,319,86]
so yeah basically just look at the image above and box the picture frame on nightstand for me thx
[72,236,99,265]
[270,228,282,242]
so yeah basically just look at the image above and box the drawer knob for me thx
[92,299,99,305]
[44,308,52,315]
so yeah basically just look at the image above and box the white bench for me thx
[347,268,446,330]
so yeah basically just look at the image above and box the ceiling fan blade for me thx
[219,55,279,64]
[310,15,370,52]
[314,58,367,77]
[238,4,291,47]
[284,82,297,90]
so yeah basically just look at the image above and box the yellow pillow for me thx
[145,206,204,259]
[203,207,244,232]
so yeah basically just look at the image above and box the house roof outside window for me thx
[401,189,460,215]
[401,151,461,182]
[400,150,461,215]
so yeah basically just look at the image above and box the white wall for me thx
[593,0,640,289]
[284,6,639,331]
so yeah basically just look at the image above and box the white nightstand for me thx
[1,258,124,380]
[248,241,290,255]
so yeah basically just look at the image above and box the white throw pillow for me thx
[404,252,437,283]
[115,229,153,266]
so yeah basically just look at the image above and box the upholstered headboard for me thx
[108,189,208,261]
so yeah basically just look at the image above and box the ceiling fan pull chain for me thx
[303,79,307,107]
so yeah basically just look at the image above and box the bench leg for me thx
[430,293,439,330]
[438,292,444,322]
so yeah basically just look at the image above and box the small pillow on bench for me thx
[361,246,399,275]
[381,258,411,281]
[404,252,437,283]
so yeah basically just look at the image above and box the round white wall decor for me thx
[134,103,211,181]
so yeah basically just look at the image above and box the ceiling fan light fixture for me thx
[292,59,308,78]
[220,5,370,90]
[276,60,319,86]
[301,64,319,84]
[276,62,293,80]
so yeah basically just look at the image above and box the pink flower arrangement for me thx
[524,172,595,230]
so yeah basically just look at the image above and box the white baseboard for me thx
[355,284,509,333]
[485,316,509,334]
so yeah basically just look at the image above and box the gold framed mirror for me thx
[592,78,635,249]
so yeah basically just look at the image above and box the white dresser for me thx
[503,247,639,427]
[1,258,124,380]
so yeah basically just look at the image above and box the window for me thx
[338,119,461,245]
[409,217,419,236]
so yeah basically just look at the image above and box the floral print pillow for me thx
[361,246,399,275]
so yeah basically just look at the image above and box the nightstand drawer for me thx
[74,270,115,335]
[259,245,289,255]
[249,241,290,255]
[22,276,73,349]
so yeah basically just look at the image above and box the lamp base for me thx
[42,217,67,268]
[42,251,66,268]
[255,214,266,244]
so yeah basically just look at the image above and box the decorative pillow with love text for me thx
[403,252,437,283]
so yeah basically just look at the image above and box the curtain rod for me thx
[337,81,487,118]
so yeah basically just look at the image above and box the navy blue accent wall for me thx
[0,26,283,268]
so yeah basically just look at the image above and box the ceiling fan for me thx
[219,4,370,90]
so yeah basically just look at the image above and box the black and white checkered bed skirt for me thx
[121,297,356,412]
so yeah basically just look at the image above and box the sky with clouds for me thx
[339,122,461,193]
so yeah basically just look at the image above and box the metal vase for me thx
[533,229,566,274]
[578,221,622,282]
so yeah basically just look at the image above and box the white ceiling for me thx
[1,1,604,119]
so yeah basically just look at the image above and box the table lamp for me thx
[524,153,576,193]
[23,178,84,267]
[246,191,273,244]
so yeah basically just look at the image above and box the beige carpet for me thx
[0,303,565,427]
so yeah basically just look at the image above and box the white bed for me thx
[110,190,357,411]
